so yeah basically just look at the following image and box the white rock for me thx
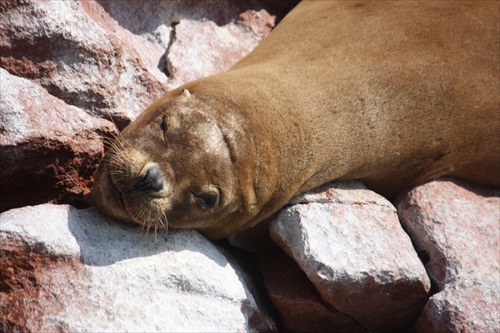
[0,204,276,332]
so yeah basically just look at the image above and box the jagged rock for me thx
[269,181,431,332]
[0,68,117,213]
[165,13,274,86]
[0,204,276,332]
[415,277,499,333]
[0,0,169,125]
[259,254,366,333]
[397,178,500,332]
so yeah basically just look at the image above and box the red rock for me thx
[415,277,499,333]
[259,254,365,333]
[397,178,500,332]
[270,181,430,332]
[0,236,84,333]
[0,68,117,213]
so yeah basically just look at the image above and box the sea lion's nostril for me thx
[134,165,164,193]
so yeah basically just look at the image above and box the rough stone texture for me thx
[0,204,276,332]
[0,0,169,125]
[270,181,431,332]
[0,68,117,213]
[259,254,366,333]
[165,13,274,86]
[3,0,497,330]
[237,9,276,39]
[397,178,500,332]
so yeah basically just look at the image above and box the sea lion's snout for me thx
[133,163,165,194]
[92,140,171,234]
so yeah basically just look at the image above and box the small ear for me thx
[181,89,191,98]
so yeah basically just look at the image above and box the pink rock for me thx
[259,254,365,333]
[396,178,500,332]
[270,181,430,332]
[237,9,276,39]
[166,16,273,86]
[415,277,499,333]
[0,68,117,213]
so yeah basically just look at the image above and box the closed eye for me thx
[194,192,219,210]
[160,115,168,133]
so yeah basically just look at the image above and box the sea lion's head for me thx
[92,85,264,239]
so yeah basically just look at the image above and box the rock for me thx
[228,216,281,254]
[270,181,431,332]
[0,204,277,332]
[0,0,169,125]
[0,68,117,213]
[165,13,274,86]
[415,277,499,333]
[259,254,366,333]
[237,9,276,39]
[396,178,500,332]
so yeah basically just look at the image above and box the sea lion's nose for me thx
[134,164,164,193]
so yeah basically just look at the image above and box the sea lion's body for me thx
[93,1,500,239]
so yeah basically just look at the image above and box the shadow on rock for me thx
[65,206,230,267]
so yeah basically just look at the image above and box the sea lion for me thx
[92,1,500,240]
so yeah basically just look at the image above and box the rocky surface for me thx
[259,254,366,333]
[397,179,500,332]
[0,68,117,212]
[0,0,168,126]
[0,204,276,332]
[165,9,275,85]
[270,181,431,332]
[0,0,498,332]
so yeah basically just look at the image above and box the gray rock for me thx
[0,204,276,332]
[259,254,366,333]
[0,1,276,125]
[415,276,499,333]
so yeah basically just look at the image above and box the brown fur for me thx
[93,1,500,239]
